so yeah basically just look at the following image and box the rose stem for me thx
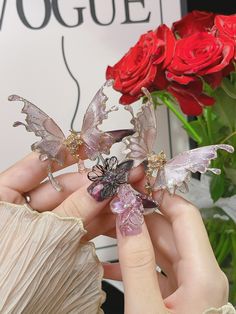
[162,96,202,144]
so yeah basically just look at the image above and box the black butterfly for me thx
[87,156,134,201]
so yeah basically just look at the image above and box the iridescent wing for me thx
[154,144,234,193]
[80,80,119,160]
[122,88,157,167]
[9,95,66,165]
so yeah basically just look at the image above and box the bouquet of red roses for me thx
[106,10,236,303]
[106,10,236,203]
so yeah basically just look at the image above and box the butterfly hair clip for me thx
[87,156,134,202]
[123,88,234,199]
[9,81,134,191]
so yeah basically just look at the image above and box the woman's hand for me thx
[0,153,229,313]
[0,152,142,240]
[104,185,229,314]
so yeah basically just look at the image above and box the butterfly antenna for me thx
[47,164,62,192]
[61,36,81,132]
[98,154,106,165]
[77,160,87,173]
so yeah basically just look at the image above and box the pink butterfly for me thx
[9,81,133,191]
[123,88,234,195]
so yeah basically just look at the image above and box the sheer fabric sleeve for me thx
[0,201,105,314]
[203,303,236,314]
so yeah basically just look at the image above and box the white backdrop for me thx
[0,0,188,260]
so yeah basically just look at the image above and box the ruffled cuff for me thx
[0,201,105,314]
[203,303,236,314]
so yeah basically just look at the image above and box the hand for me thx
[0,152,142,241]
[104,182,229,314]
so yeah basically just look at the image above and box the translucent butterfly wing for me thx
[9,95,66,165]
[123,88,157,166]
[80,81,116,160]
[154,144,234,193]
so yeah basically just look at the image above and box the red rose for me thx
[214,14,236,58]
[172,10,215,38]
[168,80,215,116]
[166,32,234,88]
[106,25,175,105]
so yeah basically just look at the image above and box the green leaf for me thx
[230,71,236,86]
[222,181,236,198]
[221,76,236,99]
[224,167,236,185]
[210,173,225,202]
[212,85,236,132]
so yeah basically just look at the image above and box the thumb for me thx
[116,220,166,314]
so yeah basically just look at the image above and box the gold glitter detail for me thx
[64,131,83,160]
[146,151,166,176]
[145,151,167,196]
[145,181,153,197]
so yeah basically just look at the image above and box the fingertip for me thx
[156,191,199,222]
[116,220,155,269]
[53,183,111,223]
[116,219,165,312]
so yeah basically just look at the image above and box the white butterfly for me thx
[123,88,234,195]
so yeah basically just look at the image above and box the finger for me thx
[0,151,78,193]
[103,261,173,300]
[83,210,116,241]
[27,171,88,211]
[52,164,144,222]
[146,213,179,262]
[131,175,180,269]
[145,214,180,278]
[133,177,216,265]
[52,182,112,224]
[128,164,145,185]
[82,166,144,240]
[0,185,25,204]
[103,262,122,281]
[158,193,217,267]
[117,221,166,313]
[104,227,116,239]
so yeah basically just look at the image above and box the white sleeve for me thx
[0,201,105,314]
[203,303,236,314]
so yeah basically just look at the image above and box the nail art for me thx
[87,156,134,202]
[110,184,157,236]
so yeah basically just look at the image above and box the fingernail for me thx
[87,181,107,202]
[117,213,143,237]
[140,195,159,215]
[111,184,144,237]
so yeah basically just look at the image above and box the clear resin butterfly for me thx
[9,81,133,191]
[123,88,234,196]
